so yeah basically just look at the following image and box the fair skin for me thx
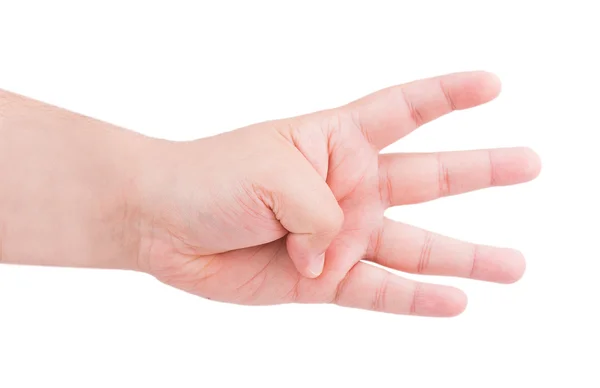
[0,71,540,317]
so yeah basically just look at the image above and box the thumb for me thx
[265,153,343,278]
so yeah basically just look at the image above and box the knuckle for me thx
[368,226,384,263]
[469,244,480,279]
[439,79,457,111]
[409,282,424,315]
[437,153,451,197]
[417,231,435,274]
[371,272,391,312]
[400,86,425,127]
[487,149,497,186]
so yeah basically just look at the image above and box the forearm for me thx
[0,89,149,270]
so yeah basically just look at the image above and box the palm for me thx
[149,72,540,316]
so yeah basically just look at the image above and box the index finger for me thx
[342,71,502,149]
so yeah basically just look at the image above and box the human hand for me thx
[135,71,541,316]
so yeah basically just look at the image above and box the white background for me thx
[0,1,598,387]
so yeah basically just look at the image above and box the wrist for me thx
[0,89,156,271]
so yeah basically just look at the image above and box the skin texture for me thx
[0,72,541,317]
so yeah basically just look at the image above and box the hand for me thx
[136,71,541,316]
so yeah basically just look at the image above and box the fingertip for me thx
[492,147,542,185]
[306,253,325,278]
[445,288,468,317]
[471,247,526,284]
[448,71,502,109]
[286,233,330,279]
[417,284,468,317]
[473,70,502,103]
[521,147,542,180]
[479,71,502,95]
[499,249,527,284]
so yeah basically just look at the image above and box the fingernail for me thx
[307,253,325,278]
